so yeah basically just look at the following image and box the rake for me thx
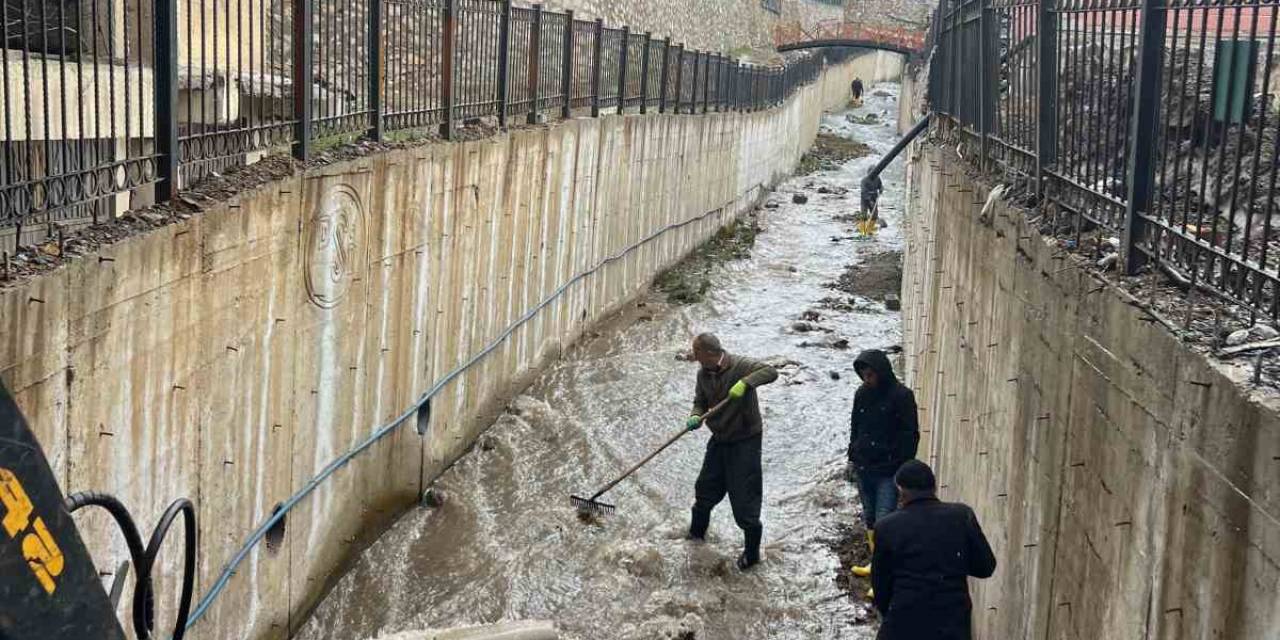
[570,396,732,516]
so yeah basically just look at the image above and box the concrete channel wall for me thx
[0,51,902,640]
[900,139,1280,637]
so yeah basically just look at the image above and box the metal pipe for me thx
[863,113,932,188]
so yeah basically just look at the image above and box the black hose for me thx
[66,491,154,635]
[66,492,197,640]
[136,499,196,640]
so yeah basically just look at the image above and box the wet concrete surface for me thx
[296,83,907,640]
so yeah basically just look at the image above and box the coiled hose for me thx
[66,491,197,640]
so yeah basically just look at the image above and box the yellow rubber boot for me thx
[851,530,874,577]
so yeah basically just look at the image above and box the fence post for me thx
[639,32,651,113]
[702,52,710,113]
[658,37,671,113]
[154,0,178,200]
[978,0,990,170]
[292,0,313,158]
[691,51,701,113]
[497,0,512,127]
[717,56,726,111]
[730,60,738,111]
[368,0,384,141]
[1036,0,1058,197]
[562,10,574,120]
[1122,0,1167,273]
[590,19,603,117]
[672,45,684,113]
[617,26,630,113]
[528,4,543,124]
[440,0,456,139]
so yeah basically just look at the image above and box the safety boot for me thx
[851,530,874,577]
[737,527,762,571]
[687,508,710,542]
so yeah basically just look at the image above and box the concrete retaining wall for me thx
[900,141,1280,639]
[0,52,902,640]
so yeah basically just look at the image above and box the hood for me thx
[854,349,899,387]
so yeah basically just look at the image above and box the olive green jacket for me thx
[692,354,779,442]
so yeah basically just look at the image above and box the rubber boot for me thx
[737,527,762,571]
[851,530,874,577]
[687,508,710,541]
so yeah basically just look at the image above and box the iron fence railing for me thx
[0,0,846,252]
[930,0,1280,320]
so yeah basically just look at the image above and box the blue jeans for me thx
[856,470,899,529]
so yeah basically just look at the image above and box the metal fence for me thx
[930,0,1280,320]
[0,0,844,251]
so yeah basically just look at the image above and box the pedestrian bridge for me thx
[774,20,927,56]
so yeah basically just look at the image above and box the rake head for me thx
[569,494,615,516]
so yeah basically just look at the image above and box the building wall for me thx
[536,0,846,57]
[0,51,904,640]
[899,95,1280,638]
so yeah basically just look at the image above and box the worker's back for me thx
[871,496,996,639]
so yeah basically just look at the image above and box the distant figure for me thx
[851,77,865,102]
[858,173,883,236]
[685,333,779,571]
[872,460,997,640]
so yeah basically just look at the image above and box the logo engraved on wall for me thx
[304,184,366,309]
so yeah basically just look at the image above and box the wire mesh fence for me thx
[930,0,1280,319]
[0,0,845,253]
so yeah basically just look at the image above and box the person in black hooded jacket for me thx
[847,349,919,583]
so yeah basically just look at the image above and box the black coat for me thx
[848,350,919,475]
[872,497,998,640]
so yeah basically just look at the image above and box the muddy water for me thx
[296,83,907,640]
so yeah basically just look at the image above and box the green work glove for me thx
[729,380,749,399]
[686,415,703,430]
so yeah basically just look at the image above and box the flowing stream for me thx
[297,82,907,640]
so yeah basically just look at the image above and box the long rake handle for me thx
[586,396,732,501]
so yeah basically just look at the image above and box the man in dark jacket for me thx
[851,77,865,102]
[848,349,919,580]
[686,333,779,571]
[872,460,997,640]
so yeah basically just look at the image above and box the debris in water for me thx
[800,337,850,350]
[793,194,809,205]
[791,321,818,333]
[422,488,447,508]
[830,371,841,380]
[884,294,902,311]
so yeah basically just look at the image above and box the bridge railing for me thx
[773,19,929,53]
[931,0,1280,321]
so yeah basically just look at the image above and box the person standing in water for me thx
[685,333,778,571]
[851,77,865,103]
[847,349,919,587]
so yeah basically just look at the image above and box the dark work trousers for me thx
[689,434,763,559]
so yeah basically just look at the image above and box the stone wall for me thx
[0,51,903,640]
[536,0,845,58]
[899,103,1280,638]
